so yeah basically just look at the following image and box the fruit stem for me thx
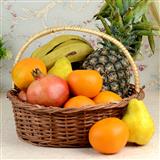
[32,68,44,80]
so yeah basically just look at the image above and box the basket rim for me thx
[7,85,145,114]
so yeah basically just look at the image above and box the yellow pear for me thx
[48,57,72,80]
[122,98,155,145]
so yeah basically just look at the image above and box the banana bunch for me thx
[31,35,94,69]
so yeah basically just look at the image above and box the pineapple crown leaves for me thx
[95,0,160,57]
[0,37,12,60]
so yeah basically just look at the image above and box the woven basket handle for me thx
[13,26,140,92]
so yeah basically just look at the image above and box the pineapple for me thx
[83,48,131,97]
[82,0,159,97]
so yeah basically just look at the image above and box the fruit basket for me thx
[7,26,145,147]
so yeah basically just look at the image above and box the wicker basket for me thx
[7,27,145,147]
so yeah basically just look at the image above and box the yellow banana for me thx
[31,34,91,58]
[53,39,89,51]
[40,41,93,69]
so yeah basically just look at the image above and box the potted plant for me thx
[0,37,12,92]
[0,37,11,61]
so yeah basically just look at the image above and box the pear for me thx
[48,57,72,80]
[122,98,155,145]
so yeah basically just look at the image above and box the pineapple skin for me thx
[83,0,158,97]
[82,48,131,97]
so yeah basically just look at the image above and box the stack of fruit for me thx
[11,33,155,154]
[11,0,160,99]
[11,33,123,108]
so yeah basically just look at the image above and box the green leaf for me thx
[125,24,133,33]
[97,15,111,35]
[95,0,115,20]
[142,15,157,54]
[113,9,124,29]
[128,0,141,7]
[123,8,134,24]
[115,0,124,15]
[0,37,12,60]
[104,0,109,3]
[142,14,147,22]
[148,35,155,54]
[133,22,160,31]
[132,0,151,23]
[133,30,160,36]
[96,1,109,16]
[0,38,7,60]
[123,0,129,13]
[108,4,115,17]
[124,1,150,24]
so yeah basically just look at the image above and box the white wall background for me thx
[0,0,159,92]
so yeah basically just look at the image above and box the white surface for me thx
[0,89,159,160]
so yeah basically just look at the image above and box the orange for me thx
[89,118,129,154]
[12,58,47,89]
[93,91,122,104]
[64,96,95,108]
[67,70,103,98]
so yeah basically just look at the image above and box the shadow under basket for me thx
[7,26,145,147]
[7,84,144,148]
